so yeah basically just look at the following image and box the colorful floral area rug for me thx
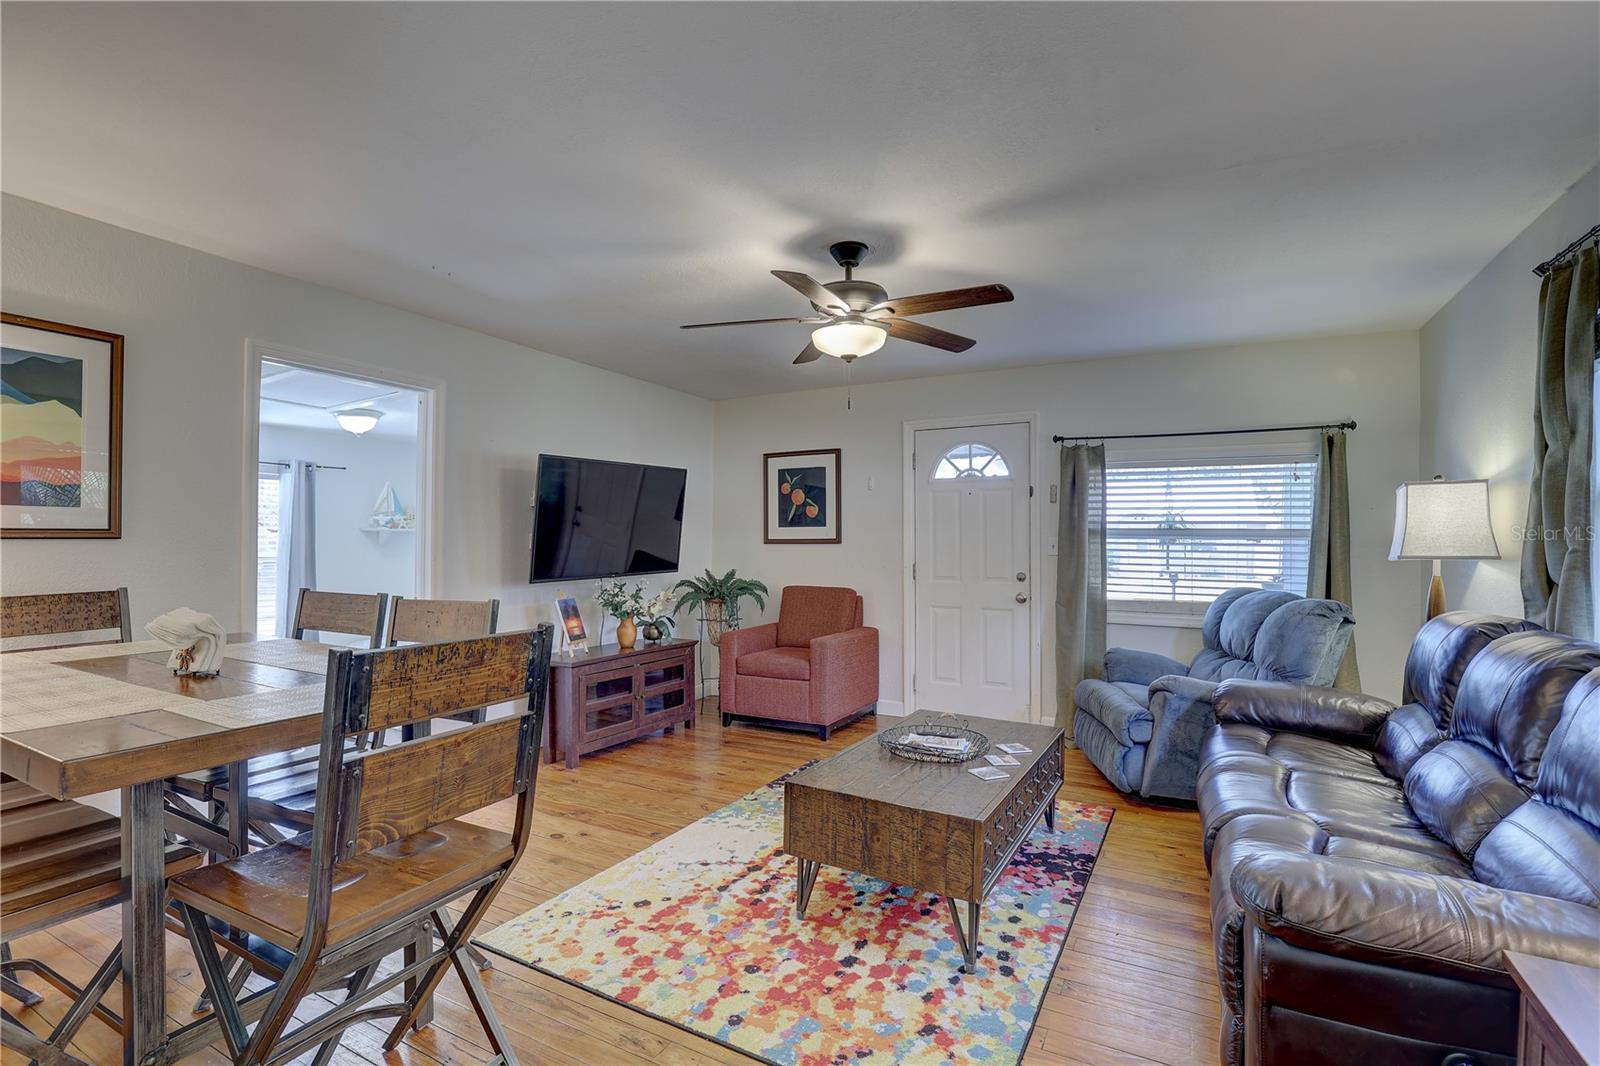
[476,773,1112,1066]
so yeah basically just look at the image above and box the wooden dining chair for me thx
[384,596,500,730]
[171,626,553,1066]
[0,587,131,648]
[0,589,200,1064]
[1,784,202,1065]
[220,595,501,835]
[289,588,388,647]
[0,586,131,1008]
[167,588,389,836]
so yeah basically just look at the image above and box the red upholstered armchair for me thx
[719,585,879,740]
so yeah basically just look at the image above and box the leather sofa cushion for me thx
[1198,752,1458,866]
[1401,612,1543,730]
[775,586,861,648]
[1282,772,1452,854]
[1534,668,1600,826]
[1474,801,1600,906]
[1448,631,1600,788]
[1404,740,1529,858]
[1472,668,1600,905]
[1073,680,1154,745]
[1208,811,1473,1037]
[737,646,811,681]
[1373,702,1444,780]
[1202,723,1390,784]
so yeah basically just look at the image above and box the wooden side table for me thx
[1505,951,1600,1066]
[545,638,697,768]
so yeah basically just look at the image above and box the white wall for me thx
[713,332,1423,710]
[257,424,418,605]
[0,195,715,637]
[1420,167,1598,618]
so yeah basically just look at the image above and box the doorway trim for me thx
[241,340,445,634]
[901,411,1043,722]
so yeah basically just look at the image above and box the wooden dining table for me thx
[0,636,337,1066]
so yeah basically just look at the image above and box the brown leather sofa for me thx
[1197,613,1600,1066]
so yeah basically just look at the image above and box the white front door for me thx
[912,422,1032,720]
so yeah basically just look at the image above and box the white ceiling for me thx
[258,362,419,439]
[3,3,1596,400]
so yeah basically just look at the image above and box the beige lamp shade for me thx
[1388,478,1500,561]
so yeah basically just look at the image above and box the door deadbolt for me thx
[1016,571,1027,582]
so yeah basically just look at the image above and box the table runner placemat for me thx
[1,641,328,733]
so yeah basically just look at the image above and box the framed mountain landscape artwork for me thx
[1,313,123,538]
[764,448,841,544]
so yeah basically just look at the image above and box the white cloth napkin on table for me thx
[145,608,228,675]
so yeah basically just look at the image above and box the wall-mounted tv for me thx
[529,454,686,583]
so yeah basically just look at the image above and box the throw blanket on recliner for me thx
[1072,588,1355,800]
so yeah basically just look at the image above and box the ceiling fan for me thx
[681,240,1014,364]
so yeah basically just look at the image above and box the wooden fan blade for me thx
[680,316,813,329]
[793,341,824,364]
[871,284,1013,318]
[884,318,975,352]
[772,270,850,314]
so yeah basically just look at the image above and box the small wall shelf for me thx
[359,524,416,543]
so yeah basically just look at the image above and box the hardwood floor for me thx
[1,703,1220,1065]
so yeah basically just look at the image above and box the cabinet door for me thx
[639,653,690,724]
[580,664,640,741]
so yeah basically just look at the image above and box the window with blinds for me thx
[1105,454,1318,617]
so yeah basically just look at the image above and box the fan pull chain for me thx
[845,360,853,410]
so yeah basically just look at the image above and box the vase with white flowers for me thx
[594,579,648,650]
[635,590,677,643]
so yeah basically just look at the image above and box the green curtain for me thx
[1522,244,1599,635]
[1055,443,1106,733]
[1309,430,1361,689]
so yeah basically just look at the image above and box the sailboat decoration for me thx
[367,481,415,531]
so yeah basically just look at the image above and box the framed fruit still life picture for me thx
[764,448,841,544]
[1,313,123,538]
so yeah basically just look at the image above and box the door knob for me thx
[1015,593,1028,604]
[1016,571,1027,582]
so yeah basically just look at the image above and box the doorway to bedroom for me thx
[246,351,435,641]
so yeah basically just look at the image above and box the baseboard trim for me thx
[877,699,908,717]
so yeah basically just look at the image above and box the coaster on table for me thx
[968,765,1011,781]
[985,753,1021,767]
[996,742,1032,755]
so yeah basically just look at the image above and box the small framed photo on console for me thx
[554,594,588,654]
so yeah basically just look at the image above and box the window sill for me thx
[1107,610,1206,630]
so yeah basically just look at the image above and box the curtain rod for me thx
[1533,223,1600,278]
[259,459,347,470]
[1051,420,1356,445]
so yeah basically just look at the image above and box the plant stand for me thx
[697,614,721,711]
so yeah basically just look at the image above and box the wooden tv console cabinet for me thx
[545,638,697,768]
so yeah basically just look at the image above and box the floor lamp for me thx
[1389,477,1501,619]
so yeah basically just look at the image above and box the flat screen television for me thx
[529,454,687,583]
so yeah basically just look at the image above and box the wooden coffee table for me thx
[783,710,1066,972]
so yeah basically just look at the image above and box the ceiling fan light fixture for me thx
[811,319,887,359]
[332,407,383,435]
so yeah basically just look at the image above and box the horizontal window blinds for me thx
[1105,456,1317,611]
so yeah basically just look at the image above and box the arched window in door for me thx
[932,441,1011,480]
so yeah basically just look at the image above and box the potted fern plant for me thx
[672,569,769,646]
